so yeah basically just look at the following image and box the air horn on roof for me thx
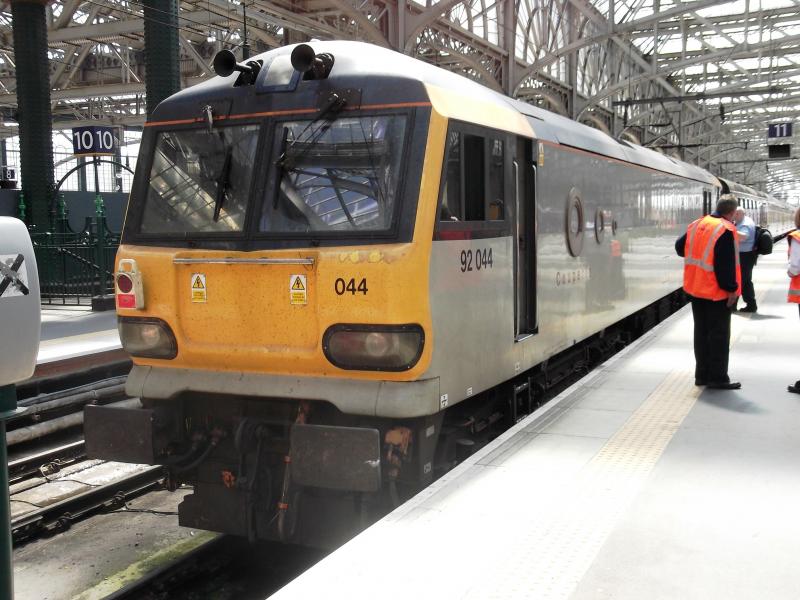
[212,49,259,83]
[290,44,334,80]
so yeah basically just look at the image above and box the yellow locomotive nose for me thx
[116,239,433,383]
[173,254,319,359]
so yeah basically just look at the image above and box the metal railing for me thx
[29,194,119,306]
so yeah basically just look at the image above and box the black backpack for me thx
[755,226,773,255]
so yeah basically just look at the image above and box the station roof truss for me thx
[0,0,797,201]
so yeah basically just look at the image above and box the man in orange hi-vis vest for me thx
[675,195,742,390]
[787,208,800,394]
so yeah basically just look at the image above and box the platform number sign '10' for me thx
[71,126,117,156]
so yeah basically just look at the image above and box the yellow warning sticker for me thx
[290,274,307,305]
[191,273,207,303]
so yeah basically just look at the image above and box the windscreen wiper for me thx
[213,148,233,222]
[273,126,290,210]
[275,92,347,170]
[272,93,348,211]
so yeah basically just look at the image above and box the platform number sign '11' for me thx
[71,126,117,156]
[767,123,793,139]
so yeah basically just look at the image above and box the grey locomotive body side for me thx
[426,124,716,408]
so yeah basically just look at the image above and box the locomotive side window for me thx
[139,125,260,233]
[488,139,505,220]
[438,124,507,226]
[260,114,407,233]
[463,134,485,221]
[440,131,462,221]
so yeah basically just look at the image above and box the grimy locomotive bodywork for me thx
[85,41,787,547]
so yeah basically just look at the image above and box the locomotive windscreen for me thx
[261,114,406,233]
[139,125,260,234]
[132,114,410,239]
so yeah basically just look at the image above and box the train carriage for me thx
[718,177,792,231]
[87,41,783,547]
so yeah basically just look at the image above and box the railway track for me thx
[4,362,166,547]
[11,465,165,544]
[8,440,86,485]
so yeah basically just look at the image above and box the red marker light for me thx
[115,259,144,309]
[117,294,136,308]
[116,273,134,293]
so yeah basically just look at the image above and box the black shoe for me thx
[706,381,741,390]
[739,305,757,313]
[789,381,800,394]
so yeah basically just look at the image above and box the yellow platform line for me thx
[469,276,779,599]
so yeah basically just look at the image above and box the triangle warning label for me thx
[292,276,305,291]
[191,273,207,303]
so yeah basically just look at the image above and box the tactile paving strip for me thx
[466,289,771,600]
[466,370,700,600]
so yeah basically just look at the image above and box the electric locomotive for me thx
[88,41,732,547]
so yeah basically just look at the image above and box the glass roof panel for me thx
[582,0,800,201]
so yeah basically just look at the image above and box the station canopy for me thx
[0,0,796,202]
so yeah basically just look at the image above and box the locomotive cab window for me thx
[438,124,507,231]
[138,125,261,234]
[259,114,408,234]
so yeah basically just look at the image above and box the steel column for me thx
[0,385,17,600]
[10,0,55,232]
[143,0,181,116]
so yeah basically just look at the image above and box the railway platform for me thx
[272,251,800,600]
[38,306,120,365]
[29,306,124,385]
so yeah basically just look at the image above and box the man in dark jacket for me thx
[675,195,741,390]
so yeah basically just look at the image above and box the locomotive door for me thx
[514,137,537,340]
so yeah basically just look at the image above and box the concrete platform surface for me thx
[38,307,120,364]
[270,252,800,600]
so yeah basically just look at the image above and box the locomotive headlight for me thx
[364,332,393,357]
[118,317,178,359]
[323,325,424,371]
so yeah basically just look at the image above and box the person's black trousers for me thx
[690,297,732,384]
[739,251,758,307]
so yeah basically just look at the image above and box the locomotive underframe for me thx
[86,289,685,547]
[87,393,444,547]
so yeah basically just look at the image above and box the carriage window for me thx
[439,128,506,223]
[702,191,712,215]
